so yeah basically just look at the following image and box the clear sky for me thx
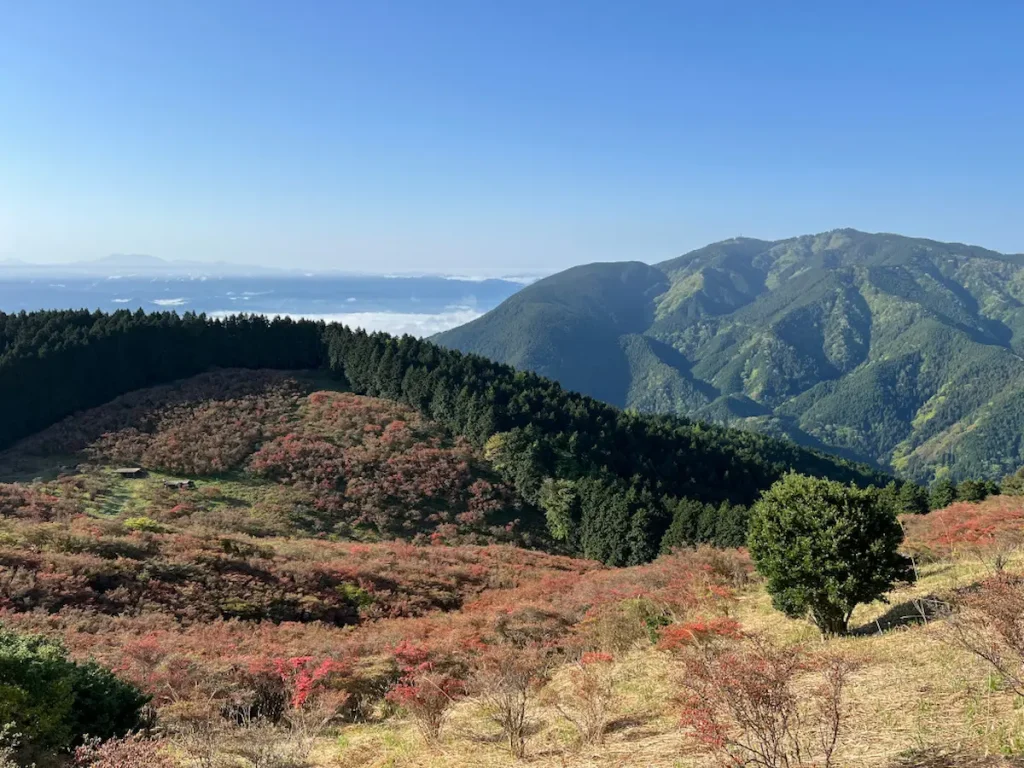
[1,1,1022,273]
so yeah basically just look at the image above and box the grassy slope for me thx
[330,553,1024,768]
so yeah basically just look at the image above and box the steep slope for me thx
[434,230,1024,482]
[432,262,667,405]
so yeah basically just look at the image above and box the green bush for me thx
[748,473,914,636]
[0,627,149,752]
[122,516,166,533]
[1003,466,1024,496]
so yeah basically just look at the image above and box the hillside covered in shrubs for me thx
[0,388,752,764]
[1,430,1024,766]
[2,312,1024,767]
[0,309,888,566]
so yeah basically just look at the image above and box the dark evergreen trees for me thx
[896,481,930,515]
[956,478,996,503]
[929,478,958,510]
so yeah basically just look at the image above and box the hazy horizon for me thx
[3,2,1023,271]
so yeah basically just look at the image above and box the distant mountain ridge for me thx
[0,254,550,283]
[0,253,287,277]
[434,229,1024,483]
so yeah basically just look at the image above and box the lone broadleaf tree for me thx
[748,473,914,636]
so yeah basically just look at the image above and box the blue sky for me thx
[1,1,1022,273]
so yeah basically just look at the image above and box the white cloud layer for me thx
[210,307,482,338]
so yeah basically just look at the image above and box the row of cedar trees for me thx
[875,474,1012,518]
[0,309,888,564]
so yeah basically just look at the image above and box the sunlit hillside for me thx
[1,374,1023,767]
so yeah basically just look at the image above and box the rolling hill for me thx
[0,309,885,567]
[435,229,1024,483]
[1,373,1020,767]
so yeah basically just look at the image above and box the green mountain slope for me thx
[434,261,667,405]
[434,230,1024,483]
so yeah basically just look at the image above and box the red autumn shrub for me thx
[903,497,1024,570]
[73,734,176,768]
[385,638,468,741]
[675,634,851,768]
[657,616,743,652]
[386,670,465,742]
[242,655,351,723]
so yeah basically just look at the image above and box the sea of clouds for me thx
[210,306,483,338]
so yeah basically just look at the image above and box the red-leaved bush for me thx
[673,634,852,768]
[73,735,176,768]
[903,496,1024,571]
[657,616,743,652]
[386,671,465,743]
[384,640,466,742]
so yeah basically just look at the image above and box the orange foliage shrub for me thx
[674,634,851,768]
[903,496,1024,569]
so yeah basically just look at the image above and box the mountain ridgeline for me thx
[435,230,1024,483]
[0,309,884,564]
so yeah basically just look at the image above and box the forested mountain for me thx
[435,230,1024,483]
[0,308,885,565]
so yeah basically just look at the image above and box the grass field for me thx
[319,555,1024,768]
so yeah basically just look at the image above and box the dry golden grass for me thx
[234,554,1024,768]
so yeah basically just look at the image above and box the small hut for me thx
[113,467,147,479]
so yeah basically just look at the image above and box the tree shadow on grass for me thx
[850,594,951,636]
[888,748,1024,767]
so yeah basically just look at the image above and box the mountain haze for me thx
[435,230,1024,483]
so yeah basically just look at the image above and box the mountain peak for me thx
[436,230,1024,483]
[93,253,168,267]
